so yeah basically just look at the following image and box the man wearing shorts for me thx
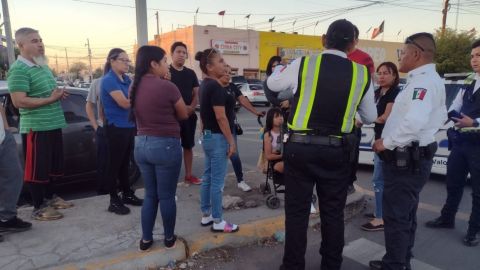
[7,27,73,221]
[169,42,202,185]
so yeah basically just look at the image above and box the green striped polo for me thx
[7,57,66,133]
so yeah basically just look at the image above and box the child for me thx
[263,108,317,214]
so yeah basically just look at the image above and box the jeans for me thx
[382,159,433,270]
[134,136,182,241]
[441,142,480,232]
[0,131,23,220]
[201,133,228,223]
[229,132,243,183]
[372,153,384,218]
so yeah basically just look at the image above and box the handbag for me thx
[234,118,243,135]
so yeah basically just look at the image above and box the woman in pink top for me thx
[129,46,188,252]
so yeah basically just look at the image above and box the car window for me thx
[61,94,89,123]
[445,84,462,109]
[249,84,264,91]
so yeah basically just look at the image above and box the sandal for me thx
[211,220,239,233]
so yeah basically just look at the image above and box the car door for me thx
[60,91,97,177]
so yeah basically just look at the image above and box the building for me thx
[148,25,403,80]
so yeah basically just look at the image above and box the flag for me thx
[366,27,372,33]
[195,8,199,14]
[371,20,384,39]
[269,16,275,23]
[315,21,319,27]
[245,14,251,19]
[412,88,427,101]
[218,10,225,16]
[293,19,296,26]
[397,30,402,36]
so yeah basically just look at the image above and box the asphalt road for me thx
[55,105,478,269]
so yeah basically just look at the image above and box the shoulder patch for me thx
[412,88,427,100]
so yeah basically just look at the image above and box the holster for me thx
[379,141,437,174]
[343,132,359,163]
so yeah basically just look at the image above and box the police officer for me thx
[369,33,447,270]
[425,39,480,247]
[267,19,376,270]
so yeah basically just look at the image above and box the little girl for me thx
[263,108,317,214]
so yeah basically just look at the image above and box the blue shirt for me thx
[101,70,135,128]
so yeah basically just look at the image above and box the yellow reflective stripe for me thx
[291,57,310,130]
[302,55,322,129]
[341,64,368,133]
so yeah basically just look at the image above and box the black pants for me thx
[349,127,362,184]
[283,142,351,270]
[95,126,109,195]
[381,159,433,270]
[102,124,135,197]
[441,142,480,233]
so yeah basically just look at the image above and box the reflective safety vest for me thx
[288,54,370,135]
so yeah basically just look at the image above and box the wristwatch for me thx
[473,119,480,127]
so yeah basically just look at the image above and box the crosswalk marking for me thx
[343,238,441,270]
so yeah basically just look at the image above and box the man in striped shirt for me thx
[7,27,73,221]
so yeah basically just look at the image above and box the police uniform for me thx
[431,73,480,243]
[378,63,447,270]
[267,37,376,270]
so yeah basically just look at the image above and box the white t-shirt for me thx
[0,113,5,144]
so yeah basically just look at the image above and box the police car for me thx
[358,73,472,175]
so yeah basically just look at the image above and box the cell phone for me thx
[448,110,462,122]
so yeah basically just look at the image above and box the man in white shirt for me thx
[426,39,480,247]
[268,19,376,270]
[0,106,32,241]
[370,33,447,270]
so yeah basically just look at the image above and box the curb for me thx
[53,186,365,270]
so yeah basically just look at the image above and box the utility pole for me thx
[55,54,59,73]
[85,38,93,82]
[455,0,460,31]
[64,47,70,77]
[155,11,159,36]
[441,0,450,34]
[135,0,148,46]
[1,0,15,66]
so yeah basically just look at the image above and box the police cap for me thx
[325,19,355,51]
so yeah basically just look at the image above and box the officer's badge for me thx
[412,88,427,100]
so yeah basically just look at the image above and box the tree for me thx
[434,28,477,75]
[93,67,103,79]
[69,62,88,79]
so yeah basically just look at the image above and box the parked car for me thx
[238,83,269,106]
[231,75,247,86]
[0,87,140,187]
[358,74,471,175]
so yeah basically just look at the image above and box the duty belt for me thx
[288,133,343,147]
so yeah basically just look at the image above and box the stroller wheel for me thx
[266,195,281,209]
[312,194,317,204]
[260,183,271,195]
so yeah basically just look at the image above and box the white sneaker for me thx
[310,203,317,214]
[237,181,252,192]
[201,215,213,226]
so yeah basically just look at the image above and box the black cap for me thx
[326,19,355,43]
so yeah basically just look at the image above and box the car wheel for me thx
[129,157,141,186]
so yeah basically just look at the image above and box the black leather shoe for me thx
[425,217,454,229]
[369,260,383,270]
[108,197,131,215]
[463,231,479,247]
[122,191,143,206]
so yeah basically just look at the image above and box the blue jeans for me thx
[0,131,23,220]
[134,136,182,241]
[229,132,243,183]
[372,153,384,218]
[201,133,228,223]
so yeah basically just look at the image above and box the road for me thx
[55,105,478,269]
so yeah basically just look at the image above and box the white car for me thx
[238,83,269,106]
[358,74,469,175]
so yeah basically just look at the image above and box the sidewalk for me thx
[0,171,365,270]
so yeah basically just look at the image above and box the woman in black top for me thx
[361,62,401,232]
[196,49,239,233]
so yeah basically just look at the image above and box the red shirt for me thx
[348,49,375,75]
[133,74,182,138]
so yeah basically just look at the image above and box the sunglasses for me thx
[406,38,425,52]
[206,48,217,59]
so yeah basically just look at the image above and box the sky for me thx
[6,0,479,70]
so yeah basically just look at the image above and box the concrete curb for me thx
[52,186,365,270]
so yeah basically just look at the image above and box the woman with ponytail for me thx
[131,46,188,251]
[196,49,239,233]
[101,48,143,216]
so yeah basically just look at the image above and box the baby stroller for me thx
[257,116,317,209]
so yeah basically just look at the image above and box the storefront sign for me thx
[211,40,249,55]
[278,47,322,62]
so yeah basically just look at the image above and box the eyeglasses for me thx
[405,38,426,52]
[116,58,131,64]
